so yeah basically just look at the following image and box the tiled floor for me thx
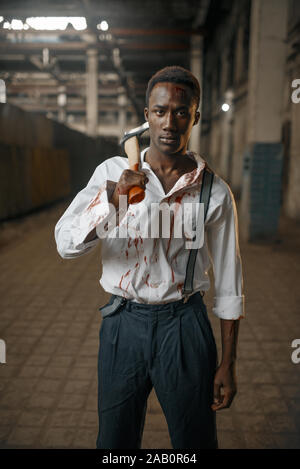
[0,201,299,449]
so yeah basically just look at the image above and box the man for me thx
[54,66,245,449]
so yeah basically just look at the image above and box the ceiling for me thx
[0,0,212,126]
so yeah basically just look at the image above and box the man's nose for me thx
[162,111,176,130]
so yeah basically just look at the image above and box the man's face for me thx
[144,82,200,156]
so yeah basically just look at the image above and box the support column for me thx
[57,85,66,123]
[240,0,288,242]
[86,48,98,137]
[189,35,203,154]
[219,89,234,180]
[118,89,127,137]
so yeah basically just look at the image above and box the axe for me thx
[120,121,149,204]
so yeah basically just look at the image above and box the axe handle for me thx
[124,136,145,204]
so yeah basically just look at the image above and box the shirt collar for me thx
[140,147,206,197]
[141,147,206,169]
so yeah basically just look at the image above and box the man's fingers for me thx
[213,382,221,406]
[211,390,235,411]
[118,169,149,193]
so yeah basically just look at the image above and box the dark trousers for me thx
[96,291,218,449]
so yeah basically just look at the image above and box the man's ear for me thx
[193,110,200,126]
[144,108,149,121]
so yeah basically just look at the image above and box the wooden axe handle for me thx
[124,136,145,204]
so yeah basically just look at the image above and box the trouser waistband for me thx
[124,290,205,314]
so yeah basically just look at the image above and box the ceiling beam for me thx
[0,27,204,37]
[0,41,189,51]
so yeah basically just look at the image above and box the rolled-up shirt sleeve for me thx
[205,178,245,320]
[54,162,117,259]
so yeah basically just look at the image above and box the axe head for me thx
[120,121,149,151]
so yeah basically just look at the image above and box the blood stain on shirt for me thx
[171,267,175,283]
[133,237,139,257]
[119,269,131,289]
[145,273,150,286]
[86,187,104,211]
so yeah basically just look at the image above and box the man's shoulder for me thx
[94,155,129,174]
[210,171,235,207]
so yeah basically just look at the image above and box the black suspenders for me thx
[182,167,214,301]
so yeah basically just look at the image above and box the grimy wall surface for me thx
[201,0,300,223]
[0,104,119,220]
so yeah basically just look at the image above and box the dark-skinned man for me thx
[55,66,245,449]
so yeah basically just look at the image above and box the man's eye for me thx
[177,110,187,116]
[155,109,164,115]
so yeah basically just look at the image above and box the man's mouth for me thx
[159,135,178,144]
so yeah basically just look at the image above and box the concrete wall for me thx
[201,0,300,223]
[231,88,248,196]
[201,0,250,197]
[0,103,119,220]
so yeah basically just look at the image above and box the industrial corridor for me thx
[0,200,299,449]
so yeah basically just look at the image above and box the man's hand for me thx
[111,169,148,209]
[211,363,237,411]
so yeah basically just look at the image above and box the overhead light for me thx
[11,19,24,30]
[97,20,109,31]
[0,17,4,23]
[222,103,230,112]
[3,22,11,29]
[0,79,6,103]
[25,17,87,31]
[70,17,87,30]
[58,93,67,107]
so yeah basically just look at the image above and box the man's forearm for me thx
[219,319,240,367]
[83,186,123,244]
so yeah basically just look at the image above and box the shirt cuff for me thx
[212,295,245,320]
[71,181,117,249]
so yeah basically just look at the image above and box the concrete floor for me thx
[0,200,299,449]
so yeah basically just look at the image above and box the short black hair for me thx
[145,65,200,108]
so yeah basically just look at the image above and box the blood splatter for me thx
[119,269,131,289]
[145,274,150,286]
[174,86,187,99]
[171,267,175,283]
[86,187,104,211]
[133,237,139,257]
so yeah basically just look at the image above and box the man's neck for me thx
[145,144,193,175]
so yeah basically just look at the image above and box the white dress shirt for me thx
[54,148,245,320]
